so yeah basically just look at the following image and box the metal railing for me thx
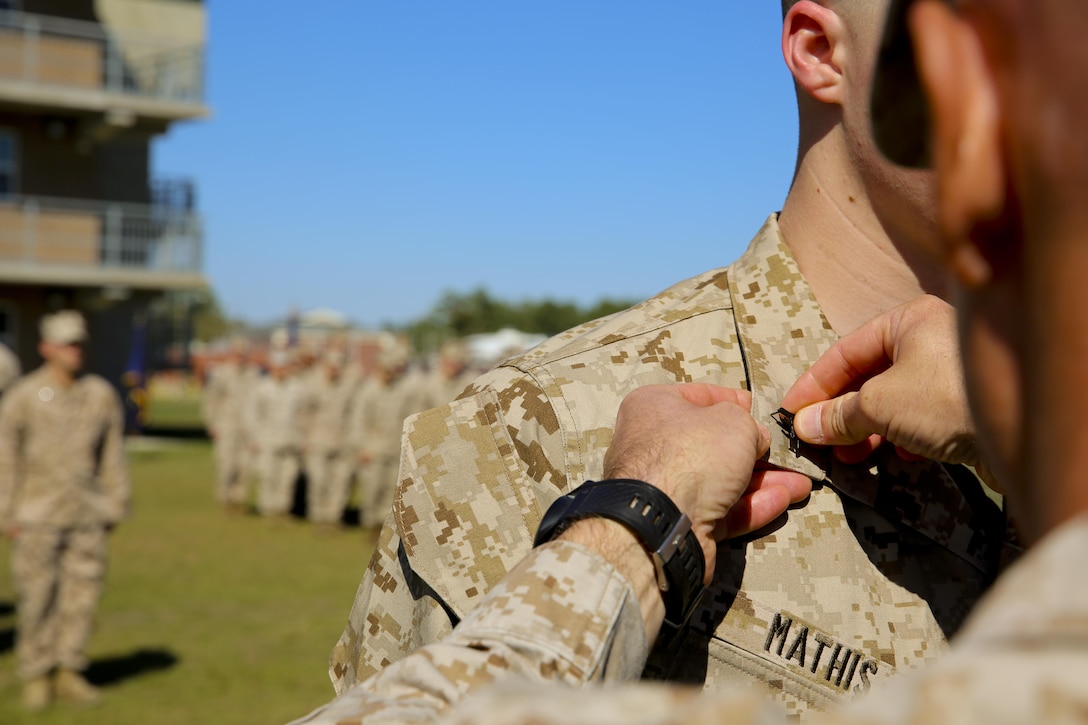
[0,186,203,274]
[0,10,204,105]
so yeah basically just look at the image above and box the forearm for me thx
[559,518,665,643]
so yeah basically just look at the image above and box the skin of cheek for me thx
[957,288,1025,497]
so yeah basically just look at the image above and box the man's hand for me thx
[781,296,983,471]
[602,383,812,578]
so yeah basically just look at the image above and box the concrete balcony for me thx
[0,10,206,123]
[0,183,204,290]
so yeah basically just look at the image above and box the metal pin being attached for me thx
[771,408,802,456]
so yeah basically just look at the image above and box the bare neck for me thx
[44,362,76,388]
[778,136,946,335]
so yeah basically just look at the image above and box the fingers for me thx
[713,470,812,539]
[670,382,753,410]
[781,315,895,413]
[791,392,883,446]
[832,434,884,464]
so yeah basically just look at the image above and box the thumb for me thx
[793,392,876,446]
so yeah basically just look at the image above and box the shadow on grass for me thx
[0,600,13,656]
[142,426,210,440]
[86,648,180,686]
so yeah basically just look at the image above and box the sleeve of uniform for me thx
[298,540,649,725]
[328,366,570,694]
[0,388,25,529]
[327,408,461,694]
[98,384,131,524]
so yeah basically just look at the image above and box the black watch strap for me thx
[533,479,705,629]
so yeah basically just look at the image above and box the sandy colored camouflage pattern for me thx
[0,365,129,683]
[303,371,357,523]
[329,216,1012,717]
[13,527,108,679]
[203,360,257,505]
[0,367,129,528]
[294,540,647,724]
[249,375,305,515]
[350,371,426,528]
[298,516,1088,724]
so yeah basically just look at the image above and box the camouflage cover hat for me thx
[40,310,88,345]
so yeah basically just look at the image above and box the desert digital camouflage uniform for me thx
[202,357,253,507]
[249,369,305,516]
[349,366,422,529]
[304,360,356,524]
[295,351,324,479]
[295,514,1088,725]
[0,341,21,396]
[328,216,1013,718]
[0,366,129,682]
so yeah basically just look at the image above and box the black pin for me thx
[772,408,802,456]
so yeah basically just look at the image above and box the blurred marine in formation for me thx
[349,336,418,530]
[249,349,304,518]
[416,340,475,413]
[303,349,356,528]
[0,311,130,711]
[202,338,255,513]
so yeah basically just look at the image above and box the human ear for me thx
[912,0,1006,288]
[782,1,847,105]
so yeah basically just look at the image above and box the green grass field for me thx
[145,397,205,431]
[0,441,376,724]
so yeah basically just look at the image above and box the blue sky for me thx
[155,2,800,328]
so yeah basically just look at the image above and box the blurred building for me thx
[0,0,207,386]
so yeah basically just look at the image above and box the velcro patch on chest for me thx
[763,610,883,695]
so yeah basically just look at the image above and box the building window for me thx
[0,130,17,197]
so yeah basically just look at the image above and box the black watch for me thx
[533,479,705,629]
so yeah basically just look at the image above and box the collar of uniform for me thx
[727,215,1002,574]
[727,214,835,480]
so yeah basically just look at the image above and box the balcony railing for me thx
[0,187,202,279]
[0,10,204,107]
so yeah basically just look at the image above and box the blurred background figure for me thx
[349,334,417,531]
[0,340,21,397]
[417,340,475,412]
[250,346,304,520]
[0,311,130,711]
[202,337,253,513]
[302,348,355,530]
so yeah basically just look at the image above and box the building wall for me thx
[0,0,206,391]
[96,0,205,44]
[21,0,98,22]
[0,114,151,202]
[19,0,206,38]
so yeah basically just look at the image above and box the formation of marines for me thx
[201,335,477,530]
